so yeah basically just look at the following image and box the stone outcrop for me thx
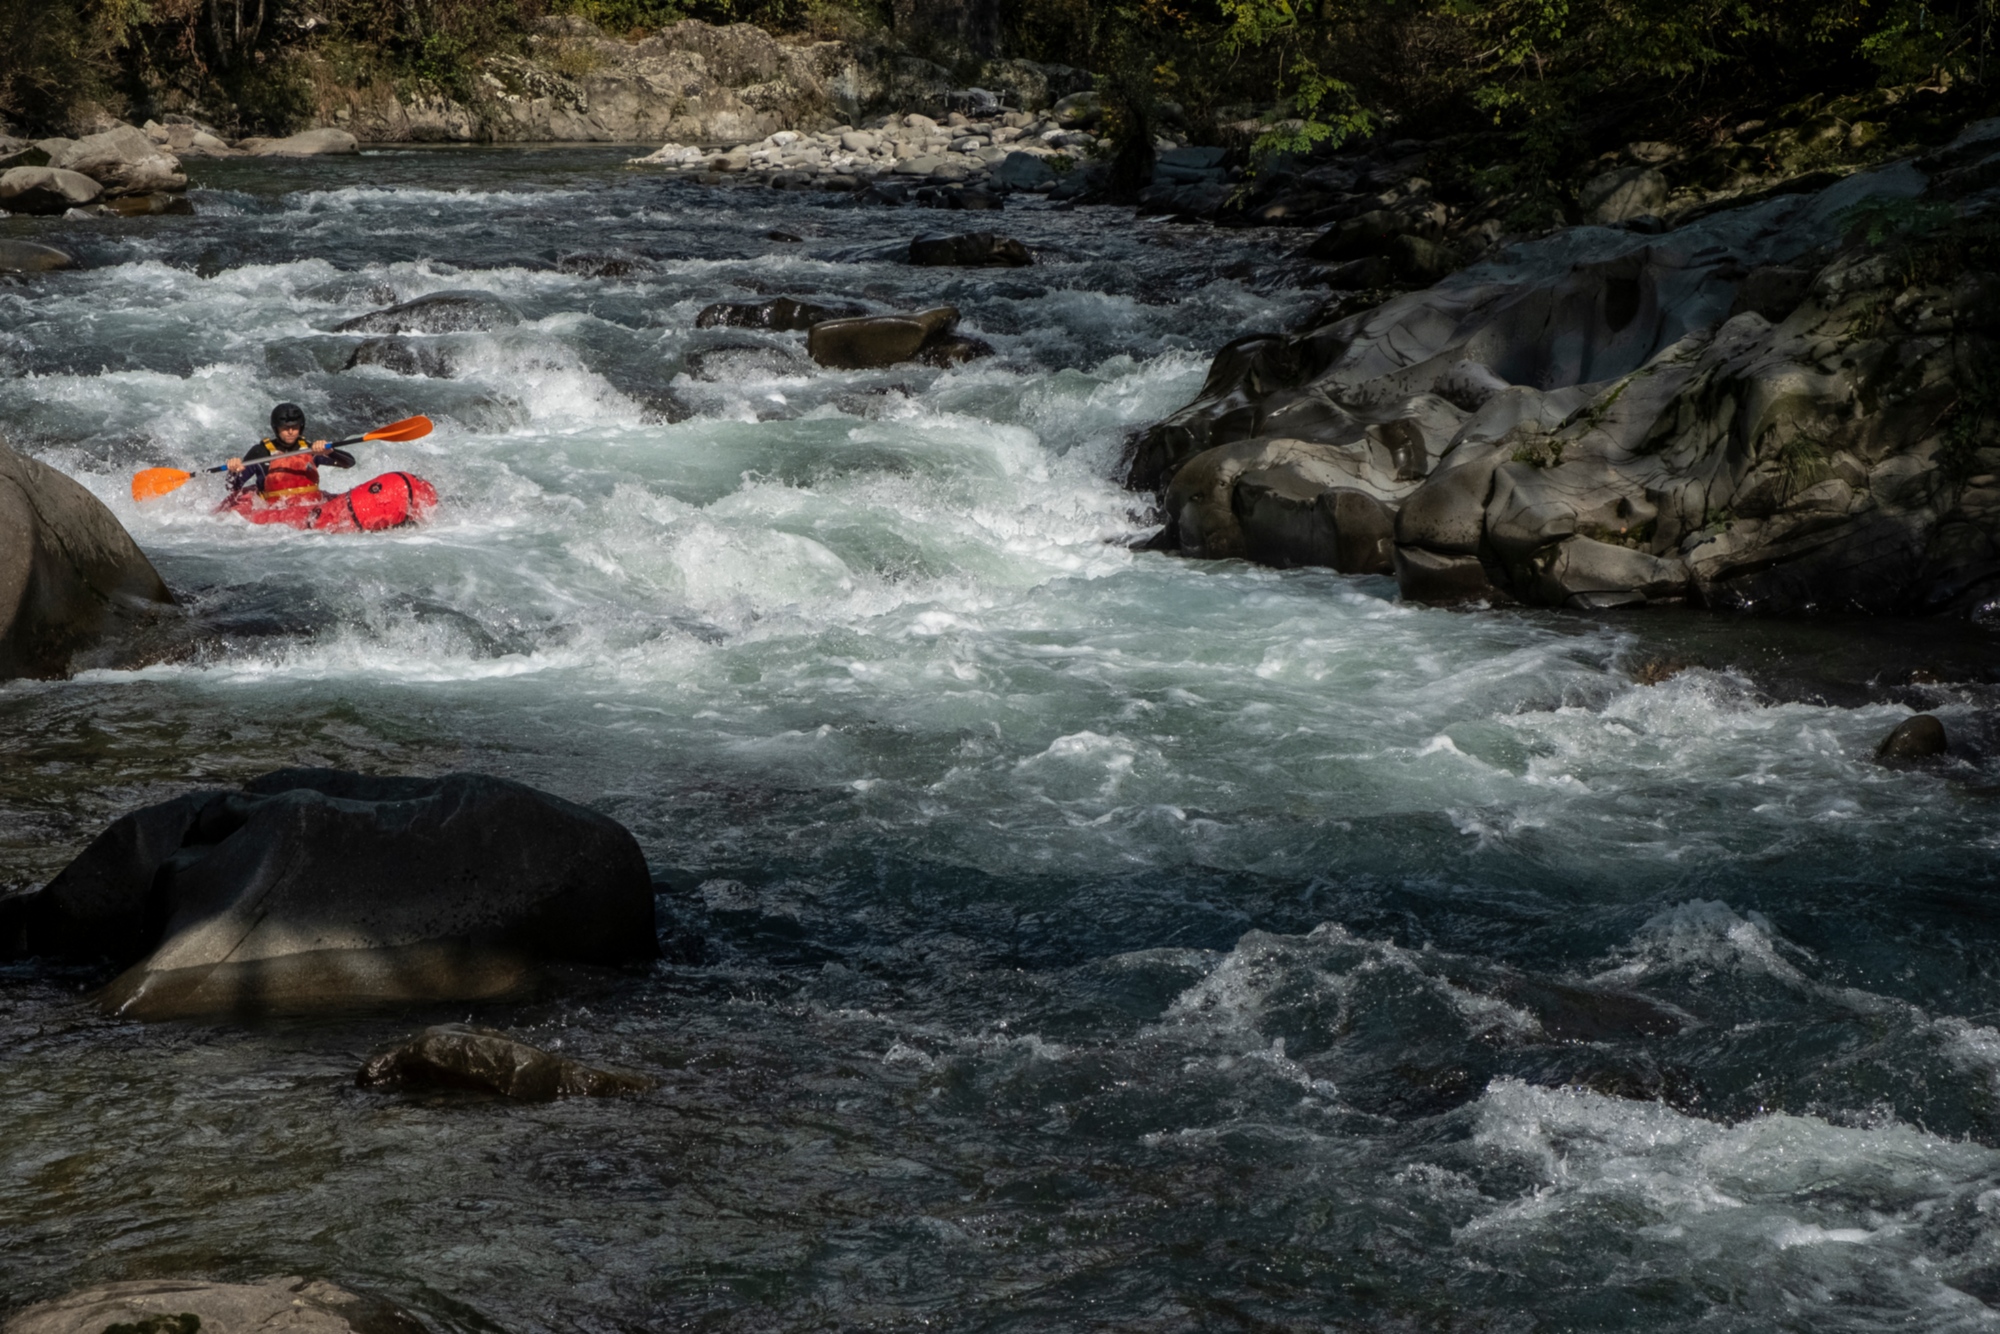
[0,769,659,1019]
[1128,123,2000,618]
[3,1278,424,1334]
[0,440,174,680]
[358,1024,651,1099]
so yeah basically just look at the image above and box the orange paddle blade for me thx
[362,415,433,443]
[132,467,193,502]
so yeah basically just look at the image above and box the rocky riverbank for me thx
[302,17,1091,147]
[1126,118,2000,620]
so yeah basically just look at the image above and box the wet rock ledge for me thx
[1129,119,2000,618]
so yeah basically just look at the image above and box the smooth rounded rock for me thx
[0,240,75,272]
[0,166,102,215]
[807,306,961,369]
[0,768,659,1019]
[1877,713,1948,760]
[0,440,174,681]
[48,124,186,196]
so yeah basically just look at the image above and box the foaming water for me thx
[3,148,1999,1332]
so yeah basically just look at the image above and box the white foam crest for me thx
[1459,1079,2000,1295]
[285,185,591,213]
[1595,899,1808,986]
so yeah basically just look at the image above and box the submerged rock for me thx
[807,306,970,369]
[0,769,658,1019]
[2,1277,424,1334]
[105,193,195,217]
[1878,713,1949,760]
[695,296,865,331]
[335,290,521,335]
[0,166,102,215]
[358,1024,651,1099]
[344,337,453,377]
[0,440,174,681]
[0,239,75,272]
[908,231,1032,267]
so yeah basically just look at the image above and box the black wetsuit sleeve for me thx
[226,441,275,492]
[322,447,356,468]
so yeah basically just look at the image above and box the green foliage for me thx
[547,0,833,33]
[0,0,147,130]
[1773,427,1832,497]
[1510,433,1566,468]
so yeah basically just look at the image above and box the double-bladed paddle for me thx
[130,415,435,502]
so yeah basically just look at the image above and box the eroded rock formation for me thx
[1131,122,2000,617]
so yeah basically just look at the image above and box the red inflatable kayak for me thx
[219,471,439,532]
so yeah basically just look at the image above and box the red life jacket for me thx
[253,439,321,502]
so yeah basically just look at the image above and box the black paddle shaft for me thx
[204,433,369,474]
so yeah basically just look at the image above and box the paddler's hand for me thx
[226,458,245,473]
[309,439,328,452]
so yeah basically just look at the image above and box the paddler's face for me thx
[277,424,302,446]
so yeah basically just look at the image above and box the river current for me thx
[3,147,2000,1331]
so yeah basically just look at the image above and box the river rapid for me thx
[4,146,2000,1332]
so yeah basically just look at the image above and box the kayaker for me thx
[225,403,354,503]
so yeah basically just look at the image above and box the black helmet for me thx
[270,402,306,431]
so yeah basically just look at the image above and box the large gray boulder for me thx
[0,166,102,215]
[0,769,659,1020]
[0,441,174,680]
[48,124,186,195]
[1131,158,2000,616]
[3,1278,423,1334]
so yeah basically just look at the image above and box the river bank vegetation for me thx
[8,0,1999,159]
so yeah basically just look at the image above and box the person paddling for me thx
[226,402,355,504]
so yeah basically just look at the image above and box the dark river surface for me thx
[4,145,2000,1332]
